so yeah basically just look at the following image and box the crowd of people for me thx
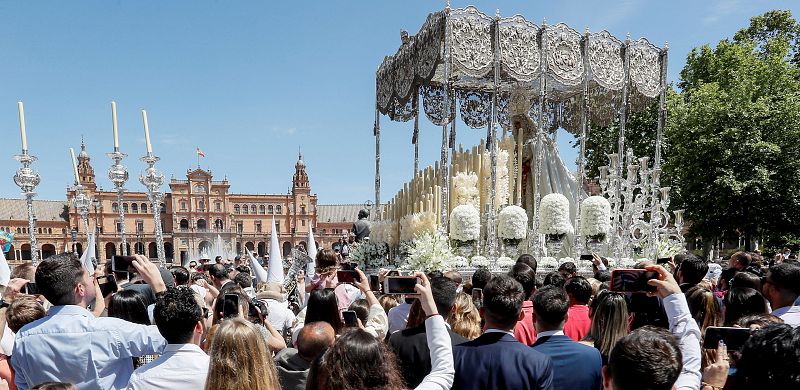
[0,246,796,389]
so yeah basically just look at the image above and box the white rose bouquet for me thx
[350,241,389,270]
[580,196,611,238]
[449,205,480,242]
[401,232,456,273]
[539,193,573,236]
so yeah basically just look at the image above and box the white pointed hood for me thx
[247,247,269,283]
[306,228,318,277]
[0,248,10,286]
[267,217,284,284]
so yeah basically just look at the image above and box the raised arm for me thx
[412,272,454,390]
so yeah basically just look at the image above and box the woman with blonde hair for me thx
[448,293,481,340]
[685,285,721,334]
[205,318,280,390]
[582,290,629,364]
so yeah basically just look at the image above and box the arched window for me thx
[215,219,223,229]
[131,203,138,213]
[179,219,189,229]
[141,203,147,213]
[300,205,306,215]
[197,219,207,230]
[234,205,240,214]
[276,205,282,214]
[251,205,257,214]
[243,206,249,214]
[123,203,129,213]
[215,202,222,211]
[180,201,187,210]
[198,200,205,211]
[268,205,274,214]
[112,203,119,213]
[259,205,265,214]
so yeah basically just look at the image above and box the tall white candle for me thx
[141,110,152,154]
[111,101,119,149]
[18,102,27,151]
[69,147,80,184]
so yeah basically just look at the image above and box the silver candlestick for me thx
[108,150,129,255]
[140,154,166,267]
[72,184,92,248]
[13,151,41,265]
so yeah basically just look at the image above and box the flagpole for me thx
[197,148,200,169]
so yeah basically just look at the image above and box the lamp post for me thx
[70,228,78,254]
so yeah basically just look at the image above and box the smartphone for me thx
[471,288,483,302]
[96,275,118,297]
[336,270,361,284]
[343,310,358,327]
[703,327,752,351]
[610,269,659,293]
[340,262,356,271]
[580,254,594,261]
[369,274,381,292]
[657,257,671,265]
[222,293,240,318]
[384,276,419,294]
[23,282,39,295]
[111,255,136,273]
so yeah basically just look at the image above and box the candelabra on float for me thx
[139,110,166,267]
[13,102,41,266]
[108,101,129,255]
[70,148,93,252]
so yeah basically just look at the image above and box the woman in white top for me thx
[305,272,454,390]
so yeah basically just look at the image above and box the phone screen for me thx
[23,282,39,295]
[222,294,240,319]
[385,276,418,294]
[580,254,594,261]
[96,275,118,297]
[336,270,360,284]
[657,257,671,265]
[369,275,380,291]
[610,269,659,293]
[471,288,482,302]
[111,255,136,273]
[343,310,358,327]
[703,327,752,350]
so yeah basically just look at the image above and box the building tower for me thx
[76,141,97,191]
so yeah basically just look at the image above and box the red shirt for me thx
[514,300,537,345]
[564,304,591,341]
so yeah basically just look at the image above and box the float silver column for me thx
[139,110,166,267]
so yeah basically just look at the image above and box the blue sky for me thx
[2,0,798,204]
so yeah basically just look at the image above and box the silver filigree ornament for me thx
[546,24,584,86]
[498,16,540,82]
[588,31,625,91]
[458,90,491,129]
[414,11,445,81]
[376,60,393,112]
[449,7,494,78]
[629,38,661,98]
[422,84,454,126]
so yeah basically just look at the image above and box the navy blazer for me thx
[453,332,553,390]
[531,334,603,390]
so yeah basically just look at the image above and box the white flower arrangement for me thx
[370,221,387,244]
[449,205,480,242]
[452,172,480,208]
[558,257,576,266]
[470,255,490,267]
[539,257,559,270]
[605,257,617,268]
[657,238,684,259]
[399,212,437,242]
[539,193,573,236]
[451,256,470,268]
[496,256,515,269]
[483,149,510,209]
[402,232,456,273]
[580,196,611,237]
[498,205,528,240]
[350,241,389,269]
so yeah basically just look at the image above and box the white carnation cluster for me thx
[451,256,470,268]
[483,149,510,209]
[496,256,515,268]
[498,205,528,240]
[539,257,559,270]
[470,256,490,267]
[350,241,389,269]
[449,205,480,242]
[539,193,573,235]
[403,232,456,273]
[399,212,437,242]
[452,172,480,208]
[580,196,611,237]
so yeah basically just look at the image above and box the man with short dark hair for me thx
[676,254,708,292]
[762,262,800,326]
[602,265,701,390]
[389,277,467,388]
[452,274,553,390]
[517,254,538,273]
[508,263,537,345]
[470,266,492,290]
[126,287,209,389]
[12,254,167,389]
[275,321,335,390]
[208,263,234,290]
[563,276,592,341]
[735,323,800,389]
[170,266,191,286]
[728,251,752,272]
[558,262,577,279]
[531,286,602,390]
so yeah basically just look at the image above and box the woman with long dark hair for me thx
[108,289,150,325]
[723,287,768,326]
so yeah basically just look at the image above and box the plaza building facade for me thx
[0,143,361,265]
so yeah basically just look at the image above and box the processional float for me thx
[372,5,684,269]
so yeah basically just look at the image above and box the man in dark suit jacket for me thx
[452,274,553,390]
[389,276,466,387]
[531,286,602,390]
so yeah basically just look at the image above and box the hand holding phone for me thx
[336,270,361,284]
[23,282,39,295]
[343,310,358,327]
[610,269,659,293]
[703,327,752,351]
[384,276,419,295]
[111,255,136,273]
[96,275,118,297]
[369,275,381,292]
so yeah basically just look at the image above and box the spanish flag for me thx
[197,147,205,158]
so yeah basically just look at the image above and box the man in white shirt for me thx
[126,286,209,390]
[257,285,296,336]
[387,298,413,334]
[763,262,800,327]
